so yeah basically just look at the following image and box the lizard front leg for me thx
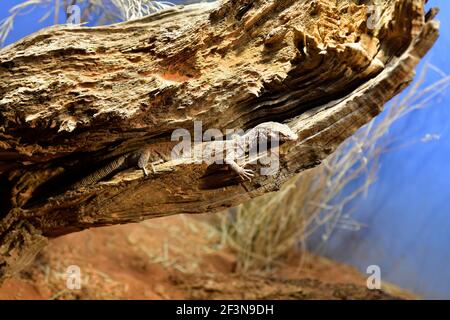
[150,159,164,174]
[225,158,254,181]
[136,149,151,176]
[136,149,165,176]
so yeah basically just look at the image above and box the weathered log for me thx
[0,0,439,280]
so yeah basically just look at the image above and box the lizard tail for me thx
[70,156,128,190]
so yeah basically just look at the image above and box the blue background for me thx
[1,0,449,299]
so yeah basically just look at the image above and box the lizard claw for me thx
[237,168,254,181]
[150,160,163,174]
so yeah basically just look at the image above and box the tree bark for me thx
[0,0,439,280]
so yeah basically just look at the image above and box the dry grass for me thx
[0,0,175,46]
[210,64,450,273]
[209,171,321,272]
[132,216,220,274]
[0,0,53,46]
[110,0,174,21]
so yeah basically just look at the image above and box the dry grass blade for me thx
[0,0,57,46]
[0,15,16,46]
[110,0,175,20]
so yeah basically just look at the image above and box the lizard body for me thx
[69,122,297,189]
[198,122,298,180]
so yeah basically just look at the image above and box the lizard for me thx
[197,121,298,180]
[68,121,297,189]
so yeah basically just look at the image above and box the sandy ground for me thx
[0,215,416,300]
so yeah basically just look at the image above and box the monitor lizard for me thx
[69,121,298,189]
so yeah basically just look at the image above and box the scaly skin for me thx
[227,122,298,180]
[200,122,298,180]
[69,149,153,190]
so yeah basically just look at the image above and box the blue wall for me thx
[1,0,449,299]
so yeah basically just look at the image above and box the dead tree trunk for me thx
[0,0,439,280]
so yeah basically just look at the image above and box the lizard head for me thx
[254,122,298,142]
